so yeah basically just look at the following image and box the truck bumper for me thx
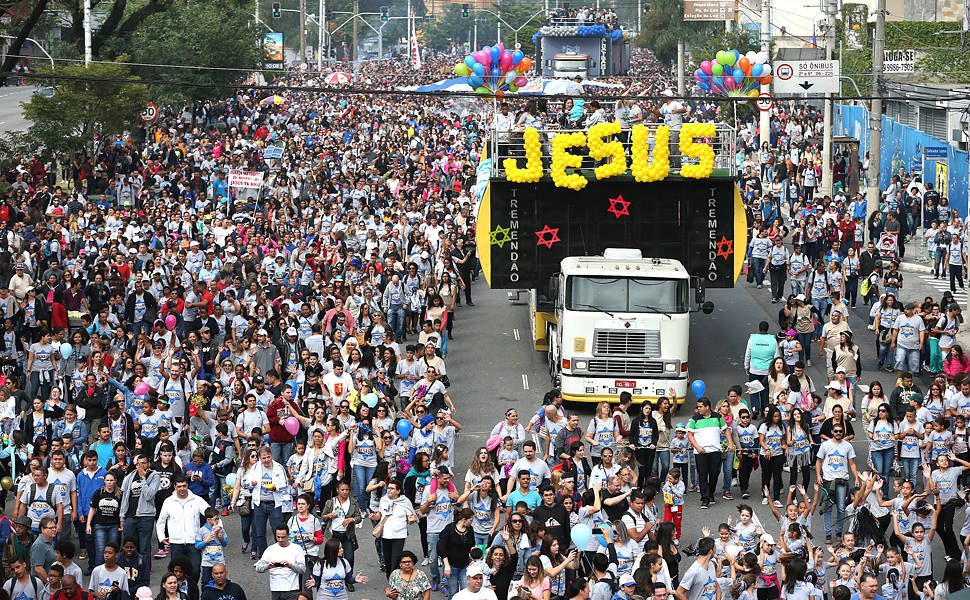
[560,375,688,405]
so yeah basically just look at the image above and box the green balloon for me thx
[455,63,470,76]
[508,84,518,92]
[719,52,733,66]
[475,86,490,94]
[711,63,723,76]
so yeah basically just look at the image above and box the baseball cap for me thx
[794,294,806,301]
[761,534,776,545]
[785,329,796,336]
[675,422,687,432]
[620,574,636,587]
[253,375,265,384]
[836,366,846,373]
[826,381,842,392]
[286,327,297,336]
[467,563,486,578]
[256,328,268,336]
[135,587,154,600]
[904,301,916,310]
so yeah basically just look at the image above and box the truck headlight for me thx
[575,360,587,370]
[665,362,676,373]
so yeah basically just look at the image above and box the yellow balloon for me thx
[0,476,12,490]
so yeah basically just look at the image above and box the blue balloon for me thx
[490,66,501,78]
[691,380,706,398]
[482,45,491,52]
[751,63,763,77]
[225,473,238,486]
[499,83,509,91]
[396,419,413,439]
[472,63,485,76]
[731,49,740,63]
[699,80,711,90]
[732,67,744,79]
[490,46,501,63]
[712,76,724,87]
[468,75,484,87]
[286,379,297,398]
[512,50,524,66]
[571,523,592,549]
[595,523,612,546]
[464,55,476,69]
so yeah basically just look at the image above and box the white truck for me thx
[538,248,713,408]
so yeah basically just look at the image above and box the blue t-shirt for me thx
[505,488,541,510]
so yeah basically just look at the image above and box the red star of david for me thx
[535,225,561,249]
[716,235,734,260]
[607,195,631,219]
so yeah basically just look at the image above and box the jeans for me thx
[821,479,848,538]
[170,543,202,600]
[92,524,121,567]
[445,565,466,600]
[240,508,254,545]
[721,450,735,493]
[845,276,859,307]
[694,450,722,504]
[878,338,893,368]
[124,516,155,578]
[653,450,670,482]
[769,267,787,300]
[894,346,920,373]
[789,279,806,297]
[271,442,293,465]
[901,457,920,487]
[798,332,813,363]
[133,320,153,337]
[750,257,767,286]
[352,465,376,511]
[427,531,442,582]
[27,371,54,404]
[870,448,894,497]
[812,298,829,336]
[474,532,491,546]
[386,306,405,342]
[252,502,283,557]
[747,373,768,416]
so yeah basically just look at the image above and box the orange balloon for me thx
[495,90,504,96]
[518,57,532,72]
[761,75,772,85]
[738,57,750,73]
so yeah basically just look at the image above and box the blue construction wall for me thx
[835,104,970,218]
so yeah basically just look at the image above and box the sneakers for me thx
[762,497,769,505]
[431,581,439,592]
[79,551,87,560]
[153,549,168,560]
[723,491,734,500]
[251,551,257,560]
[773,499,783,507]
[422,558,430,567]
[741,491,750,499]
[441,582,450,596]
[806,359,812,367]
[700,503,709,509]
[241,544,248,554]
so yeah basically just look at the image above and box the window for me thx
[566,276,688,313]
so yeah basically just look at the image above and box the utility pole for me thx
[820,0,837,197]
[317,0,325,69]
[300,0,307,66]
[676,40,685,96]
[473,16,478,51]
[352,0,359,63]
[759,0,770,147]
[83,0,92,65]
[637,0,641,33]
[866,0,886,236]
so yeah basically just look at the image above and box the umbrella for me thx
[324,72,352,85]
[260,95,287,106]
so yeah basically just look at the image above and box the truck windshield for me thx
[566,276,688,313]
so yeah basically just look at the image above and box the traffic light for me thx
[461,3,469,17]
[380,6,388,20]
[271,2,281,17]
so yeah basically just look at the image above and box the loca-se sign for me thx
[883,49,915,74]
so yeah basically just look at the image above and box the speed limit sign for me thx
[140,102,158,122]
[756,93,773,112]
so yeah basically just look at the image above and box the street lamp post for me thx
[0,35,55,69]
[472,7,545,47]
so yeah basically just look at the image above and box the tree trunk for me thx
[0,0,51,78]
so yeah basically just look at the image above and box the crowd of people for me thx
[0,33,968,600]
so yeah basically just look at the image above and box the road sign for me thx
[756,93,773,112]
[773,60,840,94]
[139,102,158,122]
[883,49,915,74]
[925,147,948,159]
[683,0,736,20]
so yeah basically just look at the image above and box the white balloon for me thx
[756,51,769,64]
[745,51,757,63]
[505,71,517,84]
[761,64,772,75]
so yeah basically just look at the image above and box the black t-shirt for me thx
[152,461,180,507]
[90,488,122,525]
[820,418,855,440]
[601,489,629,521]
[532,502,570,549]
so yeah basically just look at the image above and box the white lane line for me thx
[522,374,529,390]
[513,328,520,341]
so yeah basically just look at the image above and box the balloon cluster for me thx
[587,122,627,180]
[454,43,531,94]
[630,124,670,183]
[576,25,608,36]
[504,128,543,183]
[695,49,772,97]
[679,123,716,179]
[551,132,588,190]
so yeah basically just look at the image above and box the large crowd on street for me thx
[0,22,967,600]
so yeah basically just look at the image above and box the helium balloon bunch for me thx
[679,123,716,179]
[695,49,772,97]
[630,124,670,183]
[454,43,531,94]
[504,127,543,183]
[587,121,627,180]
[550,132,588,190]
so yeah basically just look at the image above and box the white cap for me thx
[135,587,154,600]
[794,294,806,301]
[256,328,268,336]
[286,327,297,336]
[826,381,843,391]
[467,563,486,578]
[661,89,674,97]
[421,251,430,259]
[761,534,776,545]
[836,366,847,373]
[619,574,636,587]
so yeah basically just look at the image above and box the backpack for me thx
[3,574,45,600]
[25,483,56,518]
[594,574,620,596]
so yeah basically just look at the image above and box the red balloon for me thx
[761,75,772,85]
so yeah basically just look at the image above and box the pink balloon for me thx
[499,51,514,72]
[723,76,736,90]
[284,416,300,436]
[134,382,150,396]
[513,76,527,87]
[710,83,723,94]
[700,60,712,75]
[495,43,505,55]
[165,314,177,330]
[477,50,491,67]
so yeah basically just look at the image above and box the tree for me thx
[103,0,262,105]
[635,0,720,67]
[14,59,147,157]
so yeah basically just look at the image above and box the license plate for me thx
[615,380,635,388]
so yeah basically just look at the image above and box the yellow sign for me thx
[937,162,948,198]
[503,122,717,189]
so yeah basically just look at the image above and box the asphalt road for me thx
[0,85,36,133]
[68,272,958,598]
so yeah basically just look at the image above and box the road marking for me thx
[522,374,529,390]
[513,328,520,341]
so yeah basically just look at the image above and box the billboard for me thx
[264,32,284,70]
[476,178,746,290]
[683,0,736,21]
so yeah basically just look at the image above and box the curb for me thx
[898,261,933,274]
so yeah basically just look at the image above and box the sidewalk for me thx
[894,233,934,275]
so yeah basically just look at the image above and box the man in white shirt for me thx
[322,361,355,409]
[255,525,306,600]
[156,475,209,600]
[452,563,498,600]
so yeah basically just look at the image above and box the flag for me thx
[812,25,817,48]
[411,18,421,70]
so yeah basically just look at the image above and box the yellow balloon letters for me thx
[679,123,716,179]
[503,128,543,183]
[587,121,627,180]
[630,124,670,183]
[550,132,588,191]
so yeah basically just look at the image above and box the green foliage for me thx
[421,0,540,54]
[635,0,720,66]
[14,59,147,157]
[421,4,469,51]
[102,0,262,105]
